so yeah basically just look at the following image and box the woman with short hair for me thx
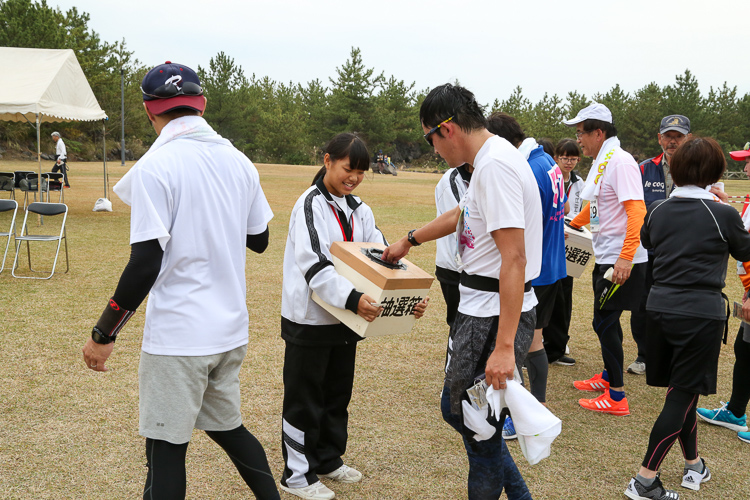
[625,137,750,500]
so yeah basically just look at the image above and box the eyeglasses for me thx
[575,130,592,139]
[424,115,454,146]
[141,81,203,99]
[558,157,579,164]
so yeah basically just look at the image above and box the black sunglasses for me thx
[141,80,203,99]
[423,115,454,147]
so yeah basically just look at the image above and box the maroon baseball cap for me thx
[141,61,205,115]
[730,142,750,161]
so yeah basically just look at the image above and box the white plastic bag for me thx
[92,198,113,212]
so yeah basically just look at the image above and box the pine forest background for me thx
[2,0,750,173]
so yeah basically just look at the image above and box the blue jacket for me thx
[640,153,671,208]
[528,146,567,286]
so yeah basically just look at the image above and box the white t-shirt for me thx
[435,166,469,272]
[457,136,543,317]
[586,146,647,265]
[114,116,273,356]
[55,138,66,160]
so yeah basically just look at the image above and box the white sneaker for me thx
[319,464,362,483]
[627,361,646,375]
[280,481,335,499]
[681,458,710,491]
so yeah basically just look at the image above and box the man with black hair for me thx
[384,83,541,500]
[564,102,647,417]
[81,61,279,500]
[628,115,693,376]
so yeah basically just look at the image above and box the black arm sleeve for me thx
[345,289,363,314]
[246,227,269,254]
[111,239,164,311]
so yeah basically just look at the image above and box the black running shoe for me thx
[624,474,679,500]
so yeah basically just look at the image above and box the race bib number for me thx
[589,198,600,233]
[738,261,747,276]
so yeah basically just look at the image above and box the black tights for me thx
[728,327,750,418]
[143,425,280,500]
[642,387,699,471]
[593,308,624,388]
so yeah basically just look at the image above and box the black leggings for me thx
[593,308,624,388]
[642,387,699,471]
[728,327,750,417]
[143,426,280,500]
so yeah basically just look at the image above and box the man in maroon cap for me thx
[82,62,280,499]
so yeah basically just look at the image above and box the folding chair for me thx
[45,172,65,203]
[12,202,69,279]
[20,173,46,208]
[14,170,34,188]
[0,199,18,273]
[0,172,15,200]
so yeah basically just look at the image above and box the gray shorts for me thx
[139,345,247,444]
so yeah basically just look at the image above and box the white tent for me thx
[0,47,110,200]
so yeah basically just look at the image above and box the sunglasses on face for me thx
[424,115,454,146]
[141,80,203,99]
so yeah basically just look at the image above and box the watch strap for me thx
[407,229,421,247]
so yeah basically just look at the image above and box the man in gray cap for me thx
[628,115,692,375]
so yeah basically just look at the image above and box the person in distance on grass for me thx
[624,137,750,500]
[50,131,70,187]
[564,102,647,417]
[628,115,693,376]
[279,132,428,500]
[434,161,472,329]
[696,142,750,446]
[485,112,568,442]
[81,61,279,500]
[541,139,585,365]
[383,83,541,500]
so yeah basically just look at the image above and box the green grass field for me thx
[1,160,749,499]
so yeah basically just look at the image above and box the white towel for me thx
[580,136,620,201]
[461,400,496,442]
[486,380,562,465]
[518,137,538,160]
[669,184,721,202]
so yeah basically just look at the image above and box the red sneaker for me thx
[573,372,609,392]
[579,390,630,416]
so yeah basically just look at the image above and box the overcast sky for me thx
[54,0,750,108]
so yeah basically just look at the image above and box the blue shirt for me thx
[528,146,567,286]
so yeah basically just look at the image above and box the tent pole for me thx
[102,122,108,199]
[36,113,42,199]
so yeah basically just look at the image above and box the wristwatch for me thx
[407,229,421,247]
[91,327,115,345]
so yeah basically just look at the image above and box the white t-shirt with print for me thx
[457,136,543,317]
[589,146,647,265]
[114,117,273,356]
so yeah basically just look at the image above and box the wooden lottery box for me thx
[564,223,594,278]
[311,241,434,337]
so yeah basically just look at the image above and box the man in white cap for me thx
[627,115,693,376]
[564,102,647,417]
[50,131,70,187]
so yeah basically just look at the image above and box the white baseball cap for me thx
[563,102,612,126]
